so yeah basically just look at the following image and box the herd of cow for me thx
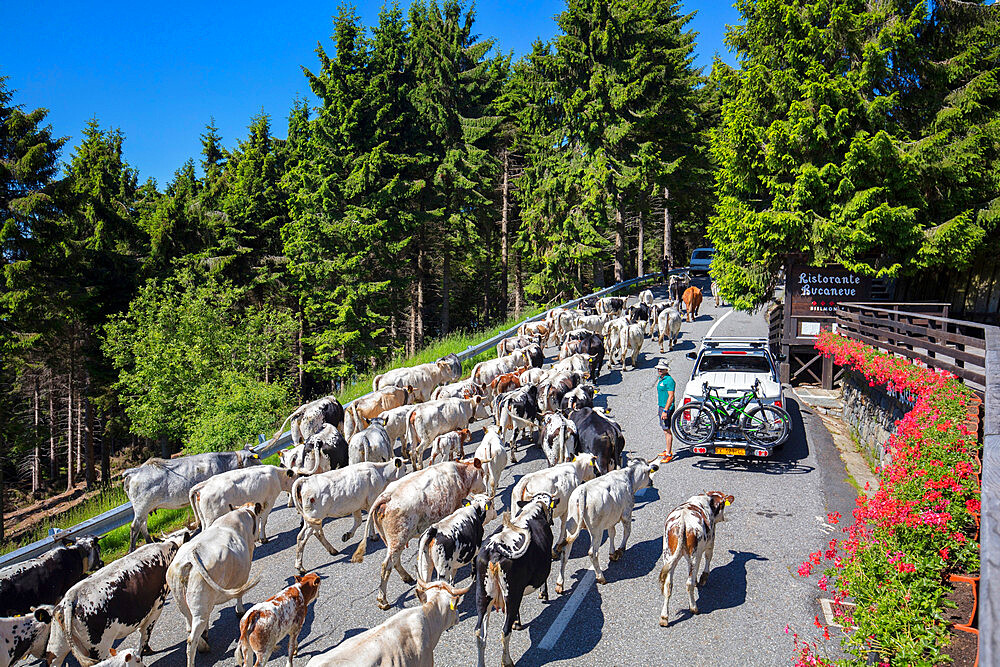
[1,278,735,667]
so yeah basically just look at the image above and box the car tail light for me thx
[693,447,707,454]
[721,350,746,355]
[753,449,769,457]
[683,397,691,405]
[774,400,782,408]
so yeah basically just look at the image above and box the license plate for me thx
[715,446,746,456]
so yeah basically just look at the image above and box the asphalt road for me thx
[122,276,855,667]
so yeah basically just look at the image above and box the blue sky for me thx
[1,1,740,187]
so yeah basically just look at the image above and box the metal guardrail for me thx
[0,272,663,569]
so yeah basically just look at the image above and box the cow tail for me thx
[416,527,436,581]
[485,561,507,613]
[406,411,419,457]
[237,609,260,665]
[659,531,686,589]
[188,486,200,530]
[372,374,383,393]
[564,492,586,547]
[352,496,385,563]
[291,477,307,519]
[190,550,261,598]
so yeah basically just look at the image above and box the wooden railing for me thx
[836,301,998,665]
[834,302,985,392]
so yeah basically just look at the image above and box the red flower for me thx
[827,511,841,525]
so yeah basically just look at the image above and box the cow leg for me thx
[377,550,395,610]
[342,509,364,542]
[313,522,340,556]
[659,553,682,627]
[393,547,416,585]
[295,523,314,573]
[236,597,246,615]
[44,613,72,667]
[556,537,572,594]
[539,580,549,601]
[475,607,491,667]
[553,517,567,559]
[138,596,166,655]
[588,531,606,584]
[700,536,716,586]
[502,592,524,667]
[258,499,276,544]
[186,613,211,667]
[286,623,303,667]
[687,550,701,614]
[610,511,632,562]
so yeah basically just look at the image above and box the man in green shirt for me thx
[656,358,676,462]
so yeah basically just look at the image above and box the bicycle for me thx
[671,379,791,447]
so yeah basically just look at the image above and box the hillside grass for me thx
[3,277,655,562]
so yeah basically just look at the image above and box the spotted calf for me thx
[658,491,734,627]
[417,494,497,584]
[0,606,53,667]
[236,573,321,667]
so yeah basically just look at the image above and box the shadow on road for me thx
[687,396,815,475]
[524,572,604,664]
[663,549,769,627]
[605,536,661,584]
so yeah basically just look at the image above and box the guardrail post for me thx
[981,326,999,667]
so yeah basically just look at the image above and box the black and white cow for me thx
[626,302,650,329]
[46,531,191,667]
[494,384,540,463]
[560,383,597,414]
[0,606,54,667]
[417,494,497,584]
[302,424,348,474]
[570,407,625,475]
[522,343,544,369]
[474,494,558,667]
[0,536,102,617]
[559,333,605,379]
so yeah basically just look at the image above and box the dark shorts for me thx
[659,406,673,431]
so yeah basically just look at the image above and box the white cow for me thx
[375,405,417,455]
[618,323,645,369]
[348,421,393,466]
[657,304,683,352]
[189,466,297,543]
[407,397,487,469]
[556,460,658,593]
[471,350,530,388]
[602,317,629,364]
[304,582,468,667]
[638,289,654,307]
[430,379,483,402]
[291,458,408,573]
[473,426,509,498]
[167,504,263,667]
[429,429,471,465]
[575,314,611,334]
[511,453,598,555]
[373,359,458,402]
[550,354,591,378]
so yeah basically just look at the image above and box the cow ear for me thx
[550,498,560,508]
[472,458,482,469]
[229,504,236,512]
[650,464,660,473]
[516,500,528,509]
[110,649,118,657]
[726,495,734,506]
[286,469,294,477]
[32,607,52,623]
[394,457,403,468]
[255,502,263,515]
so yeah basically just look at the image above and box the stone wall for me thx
[841,369,915,470]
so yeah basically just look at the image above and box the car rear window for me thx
[697,353,772,374]
[691,250,714,259]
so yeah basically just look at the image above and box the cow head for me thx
[108,649,145,667]
[467,493,498,524]
[572,453,599,482]
[415,580,470,625]
[627,460,658,494]
[294,572,322,604]
[31,604,54,625]
[706,491,735,522]
[76,535,104,571]
[516,492,559,525]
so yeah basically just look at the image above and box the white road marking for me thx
[704,307,734,339]
[539,570,596,650]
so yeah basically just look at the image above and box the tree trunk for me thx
[33,375,41,496]
[76,393,83,476]
[594,258,605,288]
[415,249,425,349]
[66,373,74,492]
[0,442,5,542]
[500,150,510,314]
[49,387,56,481]
[84,390,95,489]
[614,193,625,283]
[441,251,450,335]
[637,209,645,277]
[101,413,111,483]
[663,187,674,268]
[513,251,524,316]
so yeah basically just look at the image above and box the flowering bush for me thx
[793,332,981,665]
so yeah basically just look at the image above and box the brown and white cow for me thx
[472,427,508,498]
[429,429,471,465]
[406,397,486,469]
[351,459,487,610]
[235,573,321,667]
[344,386,412,439]
[373,359,458,402]
[516,321,549,344]
[304,581,468,667]
[496,336,533,358]
[682,286,702,322]
[471,350,530,389]
[658,491,734,626]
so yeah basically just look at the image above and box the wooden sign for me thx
[788,265,871,317]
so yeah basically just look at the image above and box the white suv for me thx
[688,247,715,274]
[680,337,785,456]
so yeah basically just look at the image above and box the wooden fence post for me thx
[982,326,999,667]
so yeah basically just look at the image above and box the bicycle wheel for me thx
[742,404,790,447]
[672,401,716,445]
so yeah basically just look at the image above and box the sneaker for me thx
[658,451,673,463]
